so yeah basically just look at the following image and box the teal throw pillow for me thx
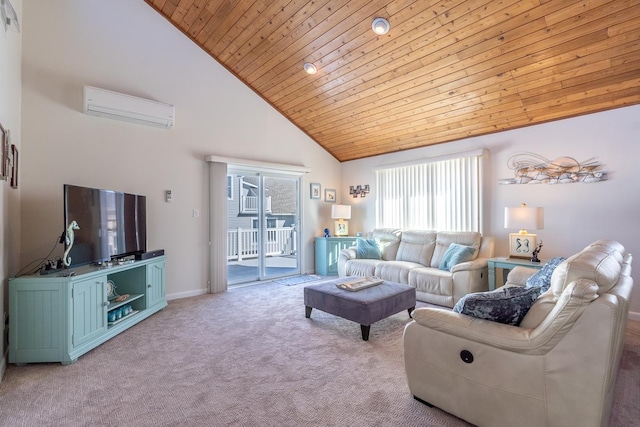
[439,243,476,271]
[453,286,542,326]
[356,238,381,259]
[525,257,566,293]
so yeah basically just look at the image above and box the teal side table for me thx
[315,237,358,275]
[487,257,547,290]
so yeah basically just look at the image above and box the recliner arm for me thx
[450,257,488,273]
[410,279,599,355]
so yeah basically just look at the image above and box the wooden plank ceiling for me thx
[144,0,640,162]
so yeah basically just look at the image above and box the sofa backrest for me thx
[370,228,402,261]
[395,230,437,265]
[429,231,482,268]
[549,240,624,297]
[521,240,628,329]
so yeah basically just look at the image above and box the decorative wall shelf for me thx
[499,153,607,185]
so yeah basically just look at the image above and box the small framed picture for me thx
[310,182,321,199]
[324,189,336,202]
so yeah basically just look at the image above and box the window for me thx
[375,150,484,232]
[227,175,233,200]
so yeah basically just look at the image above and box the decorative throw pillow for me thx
[525,257,566,293]
[453,286,542,326]
[438,243,476,271]
[355,238,382,259]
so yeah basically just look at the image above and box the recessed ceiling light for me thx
[303,62,317,74]
[372,17,390,35]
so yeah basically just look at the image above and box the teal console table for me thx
[9,256,167,365]
[315,237,358,275]
[487,257,547,290]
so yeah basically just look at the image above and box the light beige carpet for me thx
[0,282,638,426]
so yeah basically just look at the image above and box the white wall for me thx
[0,0,22,381]
[341,104,640,317]
[20,0,341,299]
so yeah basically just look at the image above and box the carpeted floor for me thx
[272,274,323,286]
[0,282,638,426]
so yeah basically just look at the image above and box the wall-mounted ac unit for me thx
[83,86,175,129]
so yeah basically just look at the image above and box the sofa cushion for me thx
[439,243,476,271]
[375,260,424,284]
[356,238,381,259]
[525,257,566,293]
[395,230,437,265]
[453,285,542,326]
[430,232,481,268]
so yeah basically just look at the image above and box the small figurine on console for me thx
[531,240,543,263]
[323,228,331,238]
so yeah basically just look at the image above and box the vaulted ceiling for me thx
[144,0,640,162]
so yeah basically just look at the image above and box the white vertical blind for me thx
[375,152,483,232]
[209,161,228,293]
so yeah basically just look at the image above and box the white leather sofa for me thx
[338,229,495,307]
[403,240,633,427]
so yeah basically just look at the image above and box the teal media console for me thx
[9,256,167,365]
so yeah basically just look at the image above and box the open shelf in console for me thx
[108,293,143,311]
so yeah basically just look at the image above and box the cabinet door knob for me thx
[147,284,152,288]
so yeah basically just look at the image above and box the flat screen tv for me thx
[63,184,147,267]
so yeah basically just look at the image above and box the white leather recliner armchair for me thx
[403,240,633,427]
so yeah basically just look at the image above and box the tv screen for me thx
[64,184,147,266]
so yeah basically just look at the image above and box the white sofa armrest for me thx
[337,248,357,277]
[450,257,487,273]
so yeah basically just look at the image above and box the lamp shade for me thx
[331,204,351,220]
[504,204,544,232]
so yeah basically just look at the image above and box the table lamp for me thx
[331,204,351,236]
[504,203,544,260]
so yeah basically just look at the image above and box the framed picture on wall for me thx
[0,122,7,180]
[324,189,336,202]
[310,182,321,199]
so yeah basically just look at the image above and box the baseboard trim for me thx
[166,288,208,301]
[628,311,640,322]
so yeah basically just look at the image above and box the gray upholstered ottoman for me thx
[304,278,416,340]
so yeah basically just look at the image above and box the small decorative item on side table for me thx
[530,241,543,263]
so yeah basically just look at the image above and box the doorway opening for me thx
[226,169,301,285]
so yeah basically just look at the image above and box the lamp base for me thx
[334,220,349,236]
[508,233,537,259]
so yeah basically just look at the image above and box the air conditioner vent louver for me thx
[83,86,175,129]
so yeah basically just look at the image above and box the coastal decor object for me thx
[499,153,607,185]
[504,203,544,259]
[331,204,351,236]
[530,241,543,263]
[63,220,80,267]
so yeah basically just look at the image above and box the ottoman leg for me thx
[305,306,312,318]
[408,307,415,318]
[360,325,370,341]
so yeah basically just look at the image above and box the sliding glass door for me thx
[226,168,301,285]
